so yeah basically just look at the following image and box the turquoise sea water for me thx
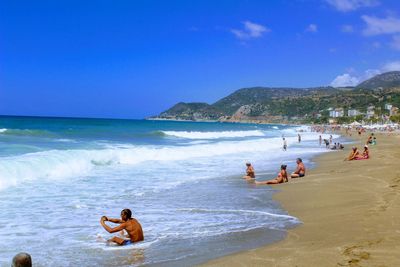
[0,116,338,266]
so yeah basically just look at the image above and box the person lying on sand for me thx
[100,209,144,246]
[355,145,369,160]
[243,162,255,179]
[291,158,306,178]
[255,165,288,185]
[345,146,360,161]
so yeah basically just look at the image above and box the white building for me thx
[366,106,375,119]
[385,103,393,110]
[348,109,361,117]
[329,108,344,118]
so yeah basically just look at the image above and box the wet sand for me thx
[202,133,400,266]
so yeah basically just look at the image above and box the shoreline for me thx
[201,131,400,266]
[146,117,305,126]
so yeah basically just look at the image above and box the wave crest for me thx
[0,128,54,137]
[161,130,266,139]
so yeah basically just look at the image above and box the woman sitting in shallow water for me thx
[242,162,255,179]
[254,165,288,185]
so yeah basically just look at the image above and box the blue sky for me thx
[1,0,400,119]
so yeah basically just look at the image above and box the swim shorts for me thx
[123,240,133,245]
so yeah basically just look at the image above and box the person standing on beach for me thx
[298,134,301,143]
[329,135,333,145]
[323,139,329,149]
[243,162,255,179]
[291,158,306,178]
[319,135,322,146]
[283,137,287,151]
[100,209,144,246]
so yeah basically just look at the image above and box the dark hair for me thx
[296,158,302,162]
[121,209,132,219]
[12,253,32,267]
[281,164,287,170]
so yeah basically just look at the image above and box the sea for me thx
[0,116,339,266]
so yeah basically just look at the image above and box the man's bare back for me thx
[100,209,144,245]
[123,218,144,242]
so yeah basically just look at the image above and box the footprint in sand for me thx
[339,239,382,267]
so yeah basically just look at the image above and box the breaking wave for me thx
[160,130,266,139]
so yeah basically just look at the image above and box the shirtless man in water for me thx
[242,162,255,180]
[291,158,306,178]
[100,209,144,245]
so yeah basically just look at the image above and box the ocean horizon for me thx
[0,116,339,266]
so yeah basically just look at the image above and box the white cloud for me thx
[362,69,381,80]
[326,0,379,12]
[305,24,318,33]
[391,35,400,50]
[341,24,354,33]
[382,61,400,72]
[330,73,360,87]
[362,15,400,36]
[330,62,400,87]
[231,21,270,40]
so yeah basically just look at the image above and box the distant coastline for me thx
[146,116,303,126]
[153,71,400,125]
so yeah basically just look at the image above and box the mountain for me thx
[357,71,400,90]
[152,72,400,123]
[158,102,224,120]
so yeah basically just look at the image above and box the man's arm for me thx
[107,218,124,224]
[294,165,300,173]
[101,216,123,224]
[100,218,126,233]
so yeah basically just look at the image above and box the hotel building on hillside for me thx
[347,109,361,117]
[366,105,375,119]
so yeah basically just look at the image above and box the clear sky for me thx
[1,0,400,119]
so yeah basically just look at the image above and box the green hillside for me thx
[153,71,400,123]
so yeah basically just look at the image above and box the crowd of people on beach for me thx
[246,127,378,189]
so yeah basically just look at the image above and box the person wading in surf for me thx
[100,209,144,245]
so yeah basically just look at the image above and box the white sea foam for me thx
[177,208,298,220]
[161,130,266,139]
[0,128,7,133]
[0,134,323,190]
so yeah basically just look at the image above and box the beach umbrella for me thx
[350,121,361,126]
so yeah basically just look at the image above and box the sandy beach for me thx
[202,132,400,267]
